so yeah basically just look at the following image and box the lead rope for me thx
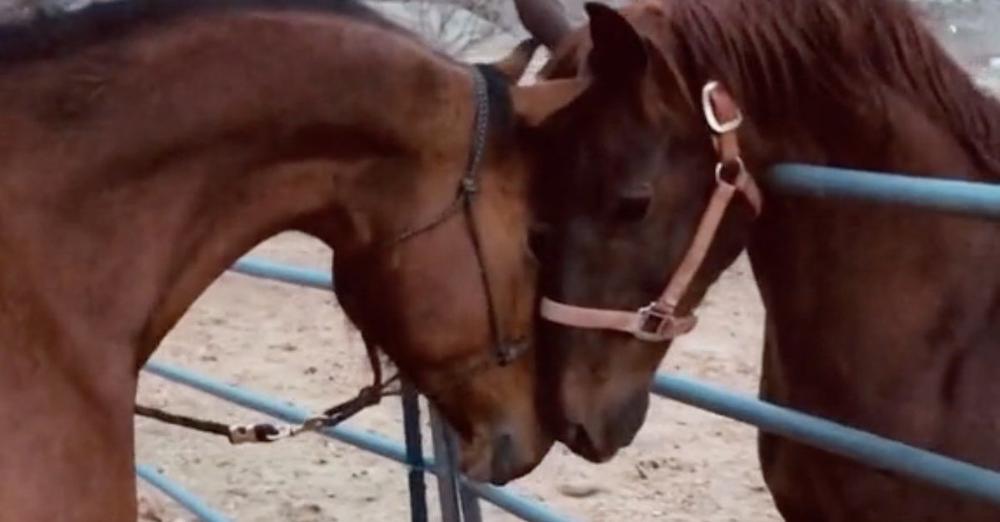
[387,66,512,365]
[135,337,401,444]
[456,67,512,365]
[390,67,489,245]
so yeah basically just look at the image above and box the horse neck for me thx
[742,83,1000,393]
[0,10,473,360]
[744,80,993,284]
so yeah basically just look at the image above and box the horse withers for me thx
[516,0,1000,520]
[0,1,586,519]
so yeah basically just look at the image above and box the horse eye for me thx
[528,223,551,257]
[613,190,652,222]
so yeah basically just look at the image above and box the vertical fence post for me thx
[430,407,463,522]
[430,408,483,522]
[458,476,484,522]
[401,381,428,522]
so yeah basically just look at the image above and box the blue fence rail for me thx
[139,163,1000,520]
[136,464,231,522]
[652,375,1000,505]
[141,360,574,522]
[769,164,1000,220]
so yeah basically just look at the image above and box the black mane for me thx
[0,0,404,64]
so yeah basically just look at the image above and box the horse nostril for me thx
[490,432,517,483]
[608,392,650,449]
[564,423,601,461]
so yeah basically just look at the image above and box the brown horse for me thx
[0,0,589,519]
[515,0,1000,519]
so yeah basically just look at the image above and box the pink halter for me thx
[539,81,763,342]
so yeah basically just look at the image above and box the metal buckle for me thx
[497,337,530,366]
[715,156,747,186]
[228,424,259,444]
[263,425,295,441]
[291,416,329,436]
[702,81,743,134]
[633,302,675,342]
[228,423,295,444]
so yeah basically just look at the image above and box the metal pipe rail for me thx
[769,164,1000,221]
[652,374,1000,506]
[135,464,232,522]
[230,257,333,290]
[142,360,577,522]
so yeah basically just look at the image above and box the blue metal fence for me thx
[140,163,1000,520]
[652,374,1000,505]
[141,360,575,522]
[136,464,231,522]
[769,163,1000,220]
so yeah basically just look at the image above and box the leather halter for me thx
[539,81,763,343]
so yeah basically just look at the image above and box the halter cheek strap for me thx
[539,81,763,343]
[390,66,525,366]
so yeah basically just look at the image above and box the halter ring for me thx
[715,156,747,186]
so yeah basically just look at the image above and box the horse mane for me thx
[661,0,1000,172]
[0,0,518,149]
[0,0,409,64]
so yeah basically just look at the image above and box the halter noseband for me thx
[539,81,763,343]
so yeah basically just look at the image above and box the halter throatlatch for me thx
[136,65,522,442]
[539,81,763,343]
[389,65,525,367]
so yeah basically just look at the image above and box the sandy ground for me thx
[135,234,777,522]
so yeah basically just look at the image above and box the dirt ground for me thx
[135,233,777,522]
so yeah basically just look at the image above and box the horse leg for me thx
[759,432,838,522]
[758,335,840,522]
[0,344,137,521]
[758,330,999,521]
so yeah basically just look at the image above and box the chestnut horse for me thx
[516,0,1000,519]
[0,0,589,519]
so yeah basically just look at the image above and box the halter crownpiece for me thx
[539,80,763,343]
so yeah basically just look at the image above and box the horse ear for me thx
[511,78,587,127]
[643,35,699,120]
[585,2,647,83]
[488,38,541,84]
[513,0,573,49]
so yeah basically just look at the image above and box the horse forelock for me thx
[631,0,1000,173]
